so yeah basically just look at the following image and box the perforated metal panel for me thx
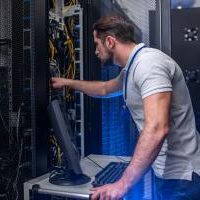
[194,0,200,7]
[0,0,12,134]
[0,0,12,67]
[116,0,156,45]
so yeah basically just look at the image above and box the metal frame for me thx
[63,4,85,157]
[79,6,85,157]
[31,0,49,177]
[8,0,13,129]
[156,0,171,55]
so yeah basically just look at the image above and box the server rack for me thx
[150,0,200,118]
[48,3,85,174]
[0,0,34,199]
[1,1,49,198]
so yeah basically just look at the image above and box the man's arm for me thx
[91,91,171,200]
[51,77,122,97]
[120,91,171,188]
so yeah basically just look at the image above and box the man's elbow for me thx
[145,123,170,139]
[156,125,170,139]
[162,126,170,137]
[100,82,108,96]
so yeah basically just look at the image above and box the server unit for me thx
[149,2,200,199]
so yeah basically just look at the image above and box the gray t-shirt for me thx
[119,43,200,180]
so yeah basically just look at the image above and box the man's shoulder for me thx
[139,47,170,62]
[136,47,176,72]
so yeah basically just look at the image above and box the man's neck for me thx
[114,42,137,67]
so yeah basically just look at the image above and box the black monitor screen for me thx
[47,100,90,185]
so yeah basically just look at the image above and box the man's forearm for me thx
[119,127,168,191]
[65,79,107,96]
[52,77,122,97]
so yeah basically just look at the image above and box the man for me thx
[52,15,200,200]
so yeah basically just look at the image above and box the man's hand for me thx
[90,180,128,200]
[51,77,67,89]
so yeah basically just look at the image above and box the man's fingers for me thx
[50,77,63,89]
[91,191,100,200]
[51,77,57,82]
[90,186,102,191]
[90,186,104,200]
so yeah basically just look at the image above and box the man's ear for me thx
[105,36,115,49]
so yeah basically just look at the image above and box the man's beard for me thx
[101,51,114,65]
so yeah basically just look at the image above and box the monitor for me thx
[47,100,91,185]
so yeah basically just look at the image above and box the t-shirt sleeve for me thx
[115,69,124,85]
[134,61,173,99]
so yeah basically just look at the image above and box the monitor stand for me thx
[49,168,91,186]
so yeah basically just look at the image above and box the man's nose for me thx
[95,49,99,56]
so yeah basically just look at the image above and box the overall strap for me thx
[124,45,147,103]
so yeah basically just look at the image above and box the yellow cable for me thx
[49,39,55,61]
[63,16,77,100]
[63,1,73,13]
[57,145,61,165]
[55,64,61,77]
[53,0,56,8]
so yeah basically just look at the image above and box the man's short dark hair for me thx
[93,14,136,43]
